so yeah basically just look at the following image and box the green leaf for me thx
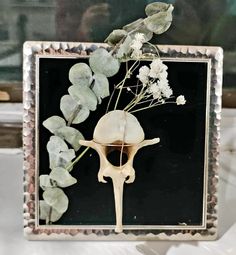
[49,167,77,188]
[116,35,133,59]
[60,95,90,124]
[68,85,97,111]
[48,149,75,169]
[130,26,153,42]
[92,73,109,103]
[123,18,144,32]
[145,2,172,16]
[43,187,69,214]
[58,149,76,165]
[144,11,173,35]
[105,29,127,46]
[39,175,55,190]
[43,116,66,134]
[39,200,63,222]
[55,126,84,151]
[123,18,153,42]
[47,136,68,154]
[69,63,92,87]
[47,136,75,169]
[89,48,120,77]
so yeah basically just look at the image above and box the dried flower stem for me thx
[130,101,177,114]
[114,60,139,110]
[65,147,90,171]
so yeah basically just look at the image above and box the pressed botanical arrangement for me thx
[39,2,186,233]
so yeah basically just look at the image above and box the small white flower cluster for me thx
[130,33,146,58]
[137,59,173,100]
[176,95,186,105]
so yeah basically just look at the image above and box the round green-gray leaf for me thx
[60,95,90,124]
[48,149,75,169]
[69,63,92,87]
[39,175,55,190]
[43,116,66,134]
[116,35,132,59]
[49,167,77,188]
[89,48,120,77]
[123,18,144,32]
[144,11,173,34]
[145,2,172,16]
[92,73,109,102]
[105,29,127,46]
[39,200,63,222]
[68,85,97,111]
[55,126,84,151]
[47,136,68,154]
[43,187,69,214]
[123,18,153,42]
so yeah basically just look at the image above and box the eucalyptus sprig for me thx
[39,2,183,224]
[39,47,120,223]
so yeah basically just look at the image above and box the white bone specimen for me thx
[79,110,159,233]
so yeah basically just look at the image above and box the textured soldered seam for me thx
[23,42,223,240]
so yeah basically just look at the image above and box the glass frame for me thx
[23,41,223,240]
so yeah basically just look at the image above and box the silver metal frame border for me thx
[23,42,223,241]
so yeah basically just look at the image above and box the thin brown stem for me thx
[106,85,116,113]
[130,101,176,114]
[114,60,139,110]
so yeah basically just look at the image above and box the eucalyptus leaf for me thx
[130,26,153,42]
[49,149,75,169]
[48,152,59,169]
[43,116,66,134]
[59,149,76,165]
[144,11,173,34]
[39,200,63,222]
[89,48,120,77]
[123,18,144,32]
[49,167,77,188]
[116,35,133,59]
[39,175,55,190]
[47,136,68,154]
[47,136,75,169]
[92,73,109,102]
[105,29,127,46]
[68,85,97,111]
[69,63,92,87]
[145,2,172,16]
[55,126,84,151]
[60,95,90,124]
[43,187,69,214]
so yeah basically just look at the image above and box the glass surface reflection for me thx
[0,0,235,87]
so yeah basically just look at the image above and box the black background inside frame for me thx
[38,57,208,226]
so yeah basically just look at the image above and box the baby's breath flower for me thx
[130,33,146,59]
[130,40,142,51]
[137,66,150,84]
[149,83,159,93]
[149,83,162,99]
[134,33,146,43]
[131,49,142,58]
[176,95,186,105]
[158,78,173,98]
[149,59,168,79]
[158,70,168,80]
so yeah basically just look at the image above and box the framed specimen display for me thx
[23,41,222,240]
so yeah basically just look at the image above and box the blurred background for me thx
[0,0,235,145]
[1,2,236,254]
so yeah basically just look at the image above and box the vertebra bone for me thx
[79,110,159,233]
